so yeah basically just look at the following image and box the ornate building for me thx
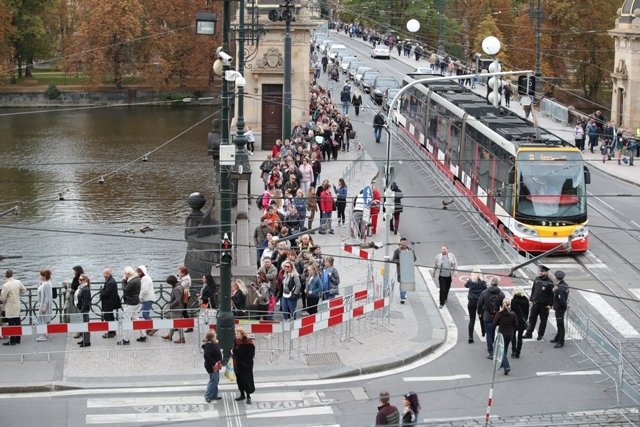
[609,0,640,129]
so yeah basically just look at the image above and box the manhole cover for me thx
[305,352,341,366]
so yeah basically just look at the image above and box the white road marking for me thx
[536,370,601,377]
[403,374,471,382]
[579,290,640,338]
[87,395,213,408]
[246,406,333,418]
[456,265,514,270]
[86,410,218,424]
[542,263,608,269]
[628,289,640,301]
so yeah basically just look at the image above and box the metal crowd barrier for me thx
[539,97,569,125]
[568,306,640,408]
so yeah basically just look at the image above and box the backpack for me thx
[487,292,501,315]
[256,194,263,209]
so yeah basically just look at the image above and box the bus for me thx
[394,74,590,253]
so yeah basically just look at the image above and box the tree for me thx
[0,1,16,80]
[141,0,218,88]
[73,0,144,87]
[6,0,56,79]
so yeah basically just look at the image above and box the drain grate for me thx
[305,352,341,366]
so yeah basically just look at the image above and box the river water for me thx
[0,105,218,286]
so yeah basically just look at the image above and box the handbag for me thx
[224,359,236,382]
[348,129,356,139]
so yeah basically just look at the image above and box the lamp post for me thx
[534,0,542,99]
[269,0,295,141]
[482,36,502,108]
[382,69,531,308]
[233,0,250,176]
[437,0,445,56]
[197,5,235,360]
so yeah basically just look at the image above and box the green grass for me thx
[26,71,91,85]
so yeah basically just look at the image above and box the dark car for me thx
[360,71,381,93]
[371,76,400,104]
[382,88,401,112]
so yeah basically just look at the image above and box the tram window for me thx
[450,124,461,166]
[461,137,477,181]
[478,147,491,191]
[494,159,511,210]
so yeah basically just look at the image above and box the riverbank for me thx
[0,84,218,107]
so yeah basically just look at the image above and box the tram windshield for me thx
[515,151,586,220]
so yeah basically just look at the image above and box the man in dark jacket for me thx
[100,268,121,338]
[340,84,351,115]
[373,111,385,143]
[551,271,570,348]
[477,278,505,359]
[375,391,400,425]
[119,266,141,346]
[523,265,554,340]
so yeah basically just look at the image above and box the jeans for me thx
[485,320,496,354]
[500,334,512,370]
[281,297,298,320]
[205,371,220,400]
[141,300,152,320]
[342,101,349,114]
[374,127,382,142]
[467,301,485,339]
[122,304,140,342]
[320,211,332,232]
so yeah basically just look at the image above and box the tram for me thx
[395,74,590,253]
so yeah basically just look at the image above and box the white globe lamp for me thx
[406,19,420,33]
[482,36,501,56]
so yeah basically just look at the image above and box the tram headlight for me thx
[572,225,588,238]
[515,223,538,237]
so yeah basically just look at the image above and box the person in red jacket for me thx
[319,183,335,234]
[370,184,382,234]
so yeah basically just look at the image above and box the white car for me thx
[412,67,437,74]
[354,66,374,85]
[371,45,391,59]
[328,44,347,60]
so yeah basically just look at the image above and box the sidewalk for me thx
[0,145,446,392]
[338,30,640,187]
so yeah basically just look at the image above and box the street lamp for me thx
[269,0,295,141]
[195,11,217,36]
[437,0,445,55]
[482,36,502,107]
[382,69,531,310]
[196,5,236,361]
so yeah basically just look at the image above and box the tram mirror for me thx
[508,168,515,184]
[584,166,591,185]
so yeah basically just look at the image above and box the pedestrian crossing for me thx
[449,287,640,342]
[419,266,640,342]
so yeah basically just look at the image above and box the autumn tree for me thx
[0,1,16,80]
[72,0,144,88]
[141,0,219,88]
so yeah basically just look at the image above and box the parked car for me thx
[328,44,347,60]
[340,57,358,73]
[361,71,381,93]
[346,60,364,78]
[371,45,391,59]
[354,66,374,85]
[412,67,438,74]
[382,88,401,112]
[335,52,355,67]
[371,76,400,104]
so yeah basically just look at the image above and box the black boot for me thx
[235,394,245,401]
[246,394,252,404]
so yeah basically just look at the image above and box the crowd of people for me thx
[0,265,218,348]
[573,110,640,166]
[464,264,570,376]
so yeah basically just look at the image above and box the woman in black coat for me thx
[510,287,530,359]
[464,268,487,343]
[493,300,518,375]
[200,274,217,309]
[76,274,92,347]
[202,330,223,402]
[232,327,256,404]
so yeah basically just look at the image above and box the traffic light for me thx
[517,75,536,96]
[221,233,232,264]
[486,59,502,107]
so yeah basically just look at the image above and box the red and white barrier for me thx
[1,318,284,337]
[343,243,371,260]
[291,294,389,339]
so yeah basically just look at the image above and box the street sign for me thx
[363,185,372,207]
[493,333,504,367]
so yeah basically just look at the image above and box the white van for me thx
[328,44,347,60]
